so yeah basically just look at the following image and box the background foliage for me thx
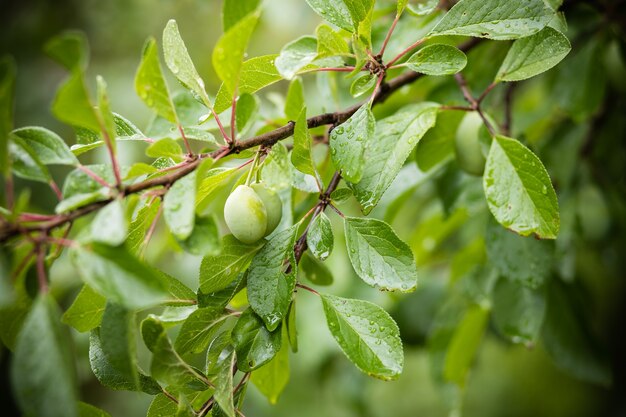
[1,0,626,416]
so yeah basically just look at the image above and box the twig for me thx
[36,243,48,293]
[379,14,400,57]
[296,283,320,296]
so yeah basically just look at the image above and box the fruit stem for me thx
[245,151,262,186]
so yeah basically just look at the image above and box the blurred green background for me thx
[1,0,625,416]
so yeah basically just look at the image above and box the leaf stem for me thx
[36,243,48,293]
[77,165,112,188]
[379,14,400,57]
[296,283,320,296]
[177,124,194,156]
[386,38,426,68]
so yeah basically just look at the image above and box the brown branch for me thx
[0,38,482,245]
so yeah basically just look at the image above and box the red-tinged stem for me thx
[177,124,194,156]
[328,203,344,218]
[19,213,57,222]
[477,81,498,104]
[379,14,400,57]
[49,180,63,201]
[36,244,48,293]
[140,202,163,259]
[454,73,478,108]
[101,129,123,189]
[46,236,77,248]
[386,38,426,68]
[369,73,385,105]
[77,165,112,188]
[210,107,232,145]
[440,105,475,111]
[296,283,320,296]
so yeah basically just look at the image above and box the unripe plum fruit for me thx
[224,185,268,244]
[455,112,487,176]
[251,183,283,235]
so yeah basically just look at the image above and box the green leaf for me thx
[305,0,353,32]
[316,25,350,58]
[78,402,112,417]
[429,0,554,40]
[443,304,489,385]
[142,316,209,387]
[496,26,571,82]
[163,20,211,107]
[213,12,260,94]
[0,56,16,175]
[299,252,334,286]
[135,37,178,123]
[8,138,51,183]
[251,327,290,404]
[261,142,292,191]
[90,199,128,246]
[344,217,417,292]
[492,278,545,345]
[235,93,259,134]
[44,31,88,71]
[404,44,467,75]
[223,0,261,31]
[306,212,333,261]
[232,308,282,372]
[71,243,170,309]
[247,225,298,331]
[127,199,161,254]
[284,77,304,121]
[276,36,318,80]
[62,285,106,332]
[174,308,231,355]
[196,167,238,212]
[350,103,438,214]
[330,104,374,183]
[200,235,262,293]
[146,138,183,161]
[321,294,403,380]
[147,394,177,417]
[212,341,237,417]
[52,71,100,132]
[286,300,298,352]
[11,295,79,417]
[350,73,376,98]
[10,127,77,166]
[96,76,117,152]
[198,272,246,310]
[100,302,139,388]
[291,107,317,178]
[89,329,161,394]
[397,0,409,16]
[485,219,554,288]
[483,135,560,239]
[542,281,612,386]
[415,110,463,172]
[164,171,197,240]
[177,215,220,256]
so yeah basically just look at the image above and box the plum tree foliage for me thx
[0,0,621,416]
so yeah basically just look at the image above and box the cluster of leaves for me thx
[0,0,619,416]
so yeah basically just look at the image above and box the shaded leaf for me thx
[330,104,374,183]
[200,235,262,293]
[62,285,106,332]
[232,308,282,372]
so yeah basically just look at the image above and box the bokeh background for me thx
[1,0,626,416]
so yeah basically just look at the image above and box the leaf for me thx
[90,199,128,246]
[212,341,237,417]
[321,294,403,380]
[407,0,439,16]
[71,243,170,309]
[213,12,260,94]
[350,73,376,98]
[330,104,374,183]
[350,103,438,214]
[100,303,139,387]
[235,93,258,134]
[135,37,178,123]
[275,36,318,80]
[78,402,112,417]
[0,56,16,175]
[223,0,261,31]
[492,278,545,345]
[415,110,463,172]
[146,138,183,161]
[142,316,209,387]
[8,138,51,183]
[251,327,290,404]
[198,272,247,310]
[429,0,554,40]
[306,212,333,261]
[147,394,177,417]
[343,0,375,29]
[485,219,554,288]
[284,77,304,121]
[10,127,78,166]
[127,199,161,254]
[286,300,298,352]
[316,25,350,58]
[261,142,292,191]
[52,71,100,132]
[404,44,467,75]
[95,76,117,152]
[247,225,298,331]
[196,167,238,212]
[443,304,489,385]
[177,215,220,256]
[62,285,106,332]
[344,217,417,292]
[496,26,571,82]
[11,295,79,417]
[299,252,334,286]
[291,107,317,178]
[164,171,197,240]
[163,20,211,107]
[89,329,161,394]
[305,0,353,32]
[231,308,282,372]
[174,308,231,355]
[483,135,560,239]
[542,280,612,386]
[199,235,262,293]
[44,31,88,71]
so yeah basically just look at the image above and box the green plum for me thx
[455,112,487,176]
[251,183,283,235]
[224,185,268,244]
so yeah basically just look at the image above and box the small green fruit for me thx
[251,183,283,235]
[224,185,268,244]
[455,112,487,176]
